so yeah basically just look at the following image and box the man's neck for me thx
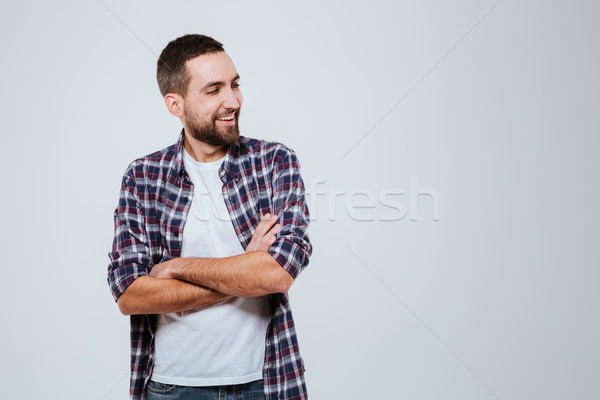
[183,132,227,163]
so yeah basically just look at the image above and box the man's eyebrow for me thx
[200,74,240,91]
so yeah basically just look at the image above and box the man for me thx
[107,34,312,400]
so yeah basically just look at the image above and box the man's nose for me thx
[222,88,240,109]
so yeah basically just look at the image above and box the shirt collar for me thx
[175,128,245,182]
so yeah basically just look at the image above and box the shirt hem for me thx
[150,371,263,387]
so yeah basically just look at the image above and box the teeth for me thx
[218,113,235,121]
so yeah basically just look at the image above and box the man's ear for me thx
[165,93,184,117]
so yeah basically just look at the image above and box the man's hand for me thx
[245,213,281,253]
[149,258,183,280]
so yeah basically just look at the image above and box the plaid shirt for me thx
[107,130,312,399]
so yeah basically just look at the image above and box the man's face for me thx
[181,51,243,146]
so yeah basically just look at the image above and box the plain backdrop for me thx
[1,1,598,399]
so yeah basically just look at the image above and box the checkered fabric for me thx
[107,130,312,399]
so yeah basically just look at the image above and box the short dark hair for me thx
[156,34,224,97]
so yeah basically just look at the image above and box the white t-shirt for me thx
[152,149,271,386]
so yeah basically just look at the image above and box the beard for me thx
[183,104,241,147]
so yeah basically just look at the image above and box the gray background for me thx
[1,0,598,399]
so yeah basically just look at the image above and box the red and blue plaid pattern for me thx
[107,130,312,399]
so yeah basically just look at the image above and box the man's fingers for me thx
[245,213,282,253]
[261,223,281,243]
[254,213,278,237]
[268,223,282,237]
[262,213,278,224]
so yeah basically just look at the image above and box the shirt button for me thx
[184,197,189,202]
[174,232,179,237]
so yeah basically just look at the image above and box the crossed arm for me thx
[117,214,290,316]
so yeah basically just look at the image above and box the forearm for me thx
[117,275,231,315]
[171,251,293,297]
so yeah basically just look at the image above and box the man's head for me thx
[157,34,242,147]
[157,34,224,98]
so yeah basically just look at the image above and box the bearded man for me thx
[107,34,312,400]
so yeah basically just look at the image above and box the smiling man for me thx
[107,34,312,400]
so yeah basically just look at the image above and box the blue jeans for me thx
[145,379,266,400]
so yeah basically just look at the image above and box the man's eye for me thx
[232,83,240,89]
[207,88,219,95]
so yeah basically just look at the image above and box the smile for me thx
[217,113,235,121]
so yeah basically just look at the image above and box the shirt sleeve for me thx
[106,168,151,302]
[267,146,313,280]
